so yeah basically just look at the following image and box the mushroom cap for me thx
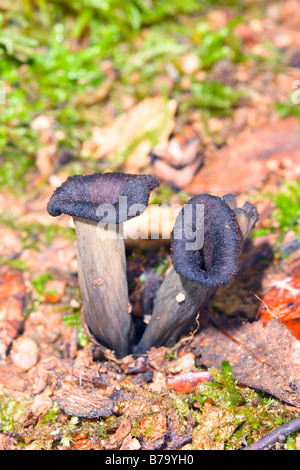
[47,172,160,223]
[171,194,242,287]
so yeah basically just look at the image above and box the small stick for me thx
[244,415,300,450]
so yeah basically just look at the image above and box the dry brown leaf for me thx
[147,346,168,372]
[151,126,202,188]
[0,363,28,390]
[186,117,300,194]
[120,435,141,450]
[105,418,132,450]
[81,96,177,171]
[72,435,104,450]
[191,317,300,407]
[152,157,202,189]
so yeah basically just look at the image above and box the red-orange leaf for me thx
[257,268,300,339]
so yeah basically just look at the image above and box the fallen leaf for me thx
[151,126,203,188]
[257,267,300,339]
[152,157,202,189]
[105,418,132,450]
[186,117,300,194]
[147,346,168,372]
[0,363,28,390]
[81,96,177,171]
[53,388,114,418]
[167,370,213,394]
[191,317,300,407]
[120,435,141,450]
[72,435,104,450]
[152,126,201,167]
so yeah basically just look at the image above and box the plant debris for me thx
[191,317,300,407]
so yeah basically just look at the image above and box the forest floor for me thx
[0,0,300,450]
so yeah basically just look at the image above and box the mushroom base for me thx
[136,268,215,353]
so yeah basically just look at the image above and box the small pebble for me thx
[11,337,39,371]
[43,280,66,303]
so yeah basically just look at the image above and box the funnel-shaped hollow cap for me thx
[171,194,242,287]
[47,172,160,224]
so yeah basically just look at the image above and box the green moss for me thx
[286,436,297,450]
[42,404,61,424]
[0,257,28,271]
[63,310,89,348]
[154,258,170,277]
[179,81,243,115]
[32,273,54,295]
[252,180,300,251]
[276,102,300,120]
[221,361,243,406]
[0,211,75,248]
[193,364,298,449]
[271,181,300,242]
[0,394,27,432]
[0,0,256,190]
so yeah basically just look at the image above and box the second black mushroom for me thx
[136,194,258,353]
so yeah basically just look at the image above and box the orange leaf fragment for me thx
[257,269,300,339]
[167,370,212,394]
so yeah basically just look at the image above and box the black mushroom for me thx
[136,194,258,353]
[47,172,159,357]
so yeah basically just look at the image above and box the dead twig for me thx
[244,415,300,450]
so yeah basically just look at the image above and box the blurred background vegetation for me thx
[1,0,299,246]
[0,0,264,192]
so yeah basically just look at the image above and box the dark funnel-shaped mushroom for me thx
[47,172,159,357]
[136,194,258,353]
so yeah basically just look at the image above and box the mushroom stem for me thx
[136,268,214,352]
[74,217,133,357]
[136,197,258,354]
